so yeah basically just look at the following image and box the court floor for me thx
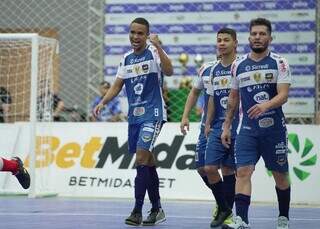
[0,196,319,229]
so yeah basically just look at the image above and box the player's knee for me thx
[273,171,290,188]
[221,166,235,176]
[236,166,253,180]
[197,167,206,176]
[204,165,219,176]
[135,153,149,165]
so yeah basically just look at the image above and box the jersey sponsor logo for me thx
[253,91,270,103]
[130,56,146,64]
[127,69,133,73]
[247,84,270,93]
[133,83,143,95]
[265,73,274,82]
[245,65,251,71]
[216,70,231,76]
[142,133,152,142]
[240,76,250,83]
[142,64,149,73]
[215,89,229,96]
[275,141,287,149]
[142,127,154,132]
[276,149,287,155]
[258,117,274,128]
[220,96,228,109]
[252,64,269,71]
[133,106,145,116]
[279,59,287,73]
[253,73,262,83]
[276,154,287,166]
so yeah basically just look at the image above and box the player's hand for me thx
[204,123,211,138]
[221,124,231,149]
[180,117,189,135]
[247,103,268,119]
[149,34,162,48]
[93,103,104,118]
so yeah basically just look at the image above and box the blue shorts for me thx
[205,133,235,168]
[128,121,163,154]
[195,126,207,168]
[234,131,288,172]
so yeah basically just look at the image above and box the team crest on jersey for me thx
[276,155,287,166]
[134,65,141,75]
[265,73,274,82]
[220,78,229,87]
[253,73,262,83]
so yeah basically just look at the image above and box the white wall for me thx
[0,122,319,204]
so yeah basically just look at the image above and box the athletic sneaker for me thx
[223,212,234,225]
[212,205,218,218]
[142,208,166,226]
[125,210,142,226]
[222,216,250,229]
[210,208,233,227]
[277,216,289,229]
[12,157,30,189]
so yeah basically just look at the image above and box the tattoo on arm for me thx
[225,95,239,123]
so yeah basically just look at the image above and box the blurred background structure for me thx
[0,0,319,124]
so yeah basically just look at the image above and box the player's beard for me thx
[250,43,268,53]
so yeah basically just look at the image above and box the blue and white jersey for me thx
[207,61,239,138]
[116,45,167,124]
[193,61,217,126]
[231,52,291,135]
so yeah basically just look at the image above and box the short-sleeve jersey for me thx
[231,52,291,135]
[116,45,167,124]
[207,61,239,138]
[193,61,216,126]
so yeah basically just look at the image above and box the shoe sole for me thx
[142,217,166,226]
[125,220,141,226]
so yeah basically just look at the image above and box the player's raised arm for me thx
[149,34,173,76]
[180,87,201,135]
[93,78,124,117]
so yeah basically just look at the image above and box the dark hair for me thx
[249,18,272,34]
[217,27,237,40]
[130,17,150,33]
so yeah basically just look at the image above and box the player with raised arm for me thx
[221,18,291,229]
[94,17,173,226]
[180,28,238,228]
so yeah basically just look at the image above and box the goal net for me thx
[0,33,58,197]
